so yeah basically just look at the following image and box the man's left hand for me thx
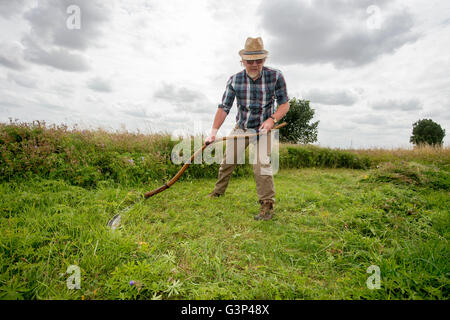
[259,118,275,132]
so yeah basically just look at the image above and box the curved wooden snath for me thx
[107,122,287,229]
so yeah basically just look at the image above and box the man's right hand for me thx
[205,127,219,145]
[205,135,216,145]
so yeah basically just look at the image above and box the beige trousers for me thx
[213,125,275,203]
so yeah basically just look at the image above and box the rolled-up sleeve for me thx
[275,72,289,105]
[218,76,235,114]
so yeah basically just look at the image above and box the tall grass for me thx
[279,145,372,169]
[1,120,449,188]
[0,120,215,186]
[344,146,450,167]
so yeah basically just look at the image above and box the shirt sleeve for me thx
[218,76,235,114]
[275,71,289,106]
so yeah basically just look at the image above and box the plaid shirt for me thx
[218,66,289,130]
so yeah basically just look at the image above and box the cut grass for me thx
[1,167,448,300]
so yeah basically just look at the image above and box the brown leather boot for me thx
[254,200,275,221]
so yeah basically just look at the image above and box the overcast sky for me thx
[1,0,449,148]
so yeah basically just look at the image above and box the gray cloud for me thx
[0,43,27,70]
[7,72,37,88]
[122,109,149,118]
[154,83,214,114]
[0,55,25,71]
[0,0,28,19]
[0,100,24,109]
[304,88,358,106]
[115,102,161,120]
[350,114,413,130]
[52,83,75,97]
[38,102,70,112]
[371,98,423,111]
[23,0,110,51]
[87,77,113,92]
[351,114,387,125]
[386,121,413,129]
[421,106,450,122]
[259,0,419,68]
[22,36,90,71]
[16,0,111,72]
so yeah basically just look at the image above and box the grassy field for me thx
[0,121,448,300]
[1,166,448,300]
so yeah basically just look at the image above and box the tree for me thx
[278,98,319,144]
[410,119,445,147]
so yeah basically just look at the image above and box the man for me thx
[205,37,290,221]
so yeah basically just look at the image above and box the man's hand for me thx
[259,118,275,132]
[205,128,218,145]
[205,109,227,145]
[205,135,216,145]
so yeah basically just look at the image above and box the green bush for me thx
[280,145,371,169]
[0,121,378,188]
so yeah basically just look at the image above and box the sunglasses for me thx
[244,59,265,65]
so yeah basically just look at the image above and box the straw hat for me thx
[239,37,268,60]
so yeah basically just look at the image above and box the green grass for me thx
[1,167,448,300]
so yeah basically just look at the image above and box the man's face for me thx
[242,58,266,78]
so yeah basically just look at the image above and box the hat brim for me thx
[239,49,268,60]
